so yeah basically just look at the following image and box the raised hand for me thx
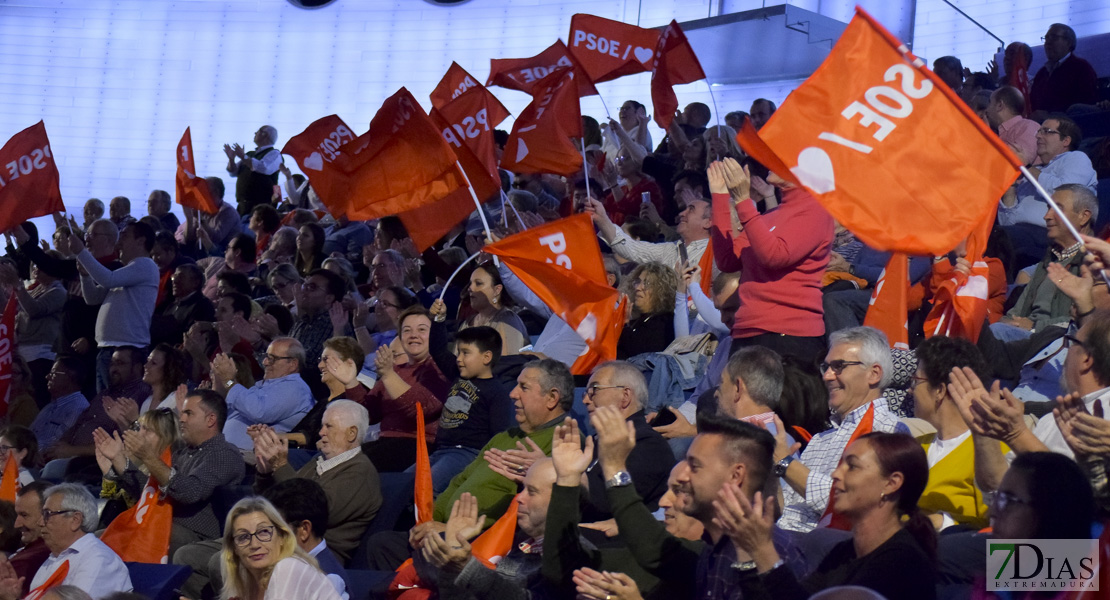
[592,406,636,476]
[675,261,694,295]
[374,344,395,375]
[324,352,359,388]
[92,427,126,474]
[444,493,485,544]
[713,486,779,567]
[550,417,593,487]
[1054,394,1110,457]
[420,525,472,573]
[719,158,751,202]
[253,426,289,474]
[948,366,1024,442]
[1046,262,1093,304]
[430,298,447,322]
[104,395,140,430]
[122,428,158,465]
[328,301,349,335]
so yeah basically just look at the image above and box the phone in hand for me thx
[650,409,677,427]
[678,242,688,266]
[641,191,651,205]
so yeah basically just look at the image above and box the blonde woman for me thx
[220,496,339,600]
[93,408,180,513]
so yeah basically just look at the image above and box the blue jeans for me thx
[426,446,480,495]
[95,347,114,393]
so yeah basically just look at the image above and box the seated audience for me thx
[288,336,368,450]
[93,406,179,526]
[30,356,89,453]
[8,481,52,596]
[460,263,529,357]
[617,262,677,360]
[0,425,39,487]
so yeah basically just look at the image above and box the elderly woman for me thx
[617,262,677,360]
[221,496,340,600]
[725,432,937,600]
[287,336,368,450]
[362,306,449,471]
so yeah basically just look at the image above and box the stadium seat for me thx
[347,471,415,569]
[126,562,192,600]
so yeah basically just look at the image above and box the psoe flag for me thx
[176,127,219,215]
[0,121,64,233]
[568,14,660,83]
[736,7,1021,256]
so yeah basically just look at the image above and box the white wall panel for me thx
[0,0,1105,237]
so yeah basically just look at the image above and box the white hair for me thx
[828,326,893,389]
[44,483,98,533]
[324,399,370,443]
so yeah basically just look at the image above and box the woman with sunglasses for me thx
[221,496,340,600]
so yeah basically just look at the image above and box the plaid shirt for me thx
[164,433,246,538]
[696,528,802,600]
[777,399,908,533]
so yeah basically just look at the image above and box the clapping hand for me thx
[211,353,237,385]
[122,428,159,465]
[1054,394,1110,457]
[947,366,1026,443]
[252,425,289,474]
[484,438,545,483]
[573,568,643,600]
[92,427,126,475]
[592,406,636,475]
[103,395,140,431]
[713,486,778,566]
[550,417,593,487]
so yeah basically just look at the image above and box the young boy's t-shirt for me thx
[435,376,516,450]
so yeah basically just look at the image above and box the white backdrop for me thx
[0,0,1106,228]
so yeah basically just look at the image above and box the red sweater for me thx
[363,357,450,443]
[711,189,833,339]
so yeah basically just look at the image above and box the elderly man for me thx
[586,193,713,282]
[225,124,283,216]
[1001,115,1098,233]
[82,199,104,232]
[1030,23,1098,113]
[108,196,136,231]
[106,389,244,553]
[994,184,1097,341]
[773,327,909,533]
[714,346,785,427]
[183,176,240,254]
[366,359,573,571]
[25,484,132,598]
[253,400,382,562]
[147,189,180,232]
[8,481,52,597]
[212,336,314,451]
[68,220,159,392]
[580,361,674,520]
[30,357,89,452]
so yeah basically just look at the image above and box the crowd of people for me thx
[0,19,1104,600]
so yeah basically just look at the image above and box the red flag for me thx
[862,253,910,350]
[0,449,18,502]
[413,404,434,525]
[0,121,64,233]
[1007,49,1032,117]
[735,8,1020,256]
[651,20,707,131]
[568,14,660,83]
[470,495,519,568]
[499,68,584,176]
[430,62,486,111]
[175,128,219,215]
[924,207,996,343]
[0,293,15,420]
[487,40,598,97]
[281,115,358,215]
[484,214,625,374]
[100,447,174,563]
[430,74,509,188]
[24,561,69,600]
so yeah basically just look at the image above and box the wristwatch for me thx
[772,455,795,478]
[225,379,236,389]
[604,471,633,489]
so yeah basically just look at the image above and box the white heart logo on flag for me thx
[791,147,836,194]
[303,152,324,171]
[633,47,654,64]
[515,139,530,162]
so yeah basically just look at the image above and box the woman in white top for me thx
[0,426,38,487]
[221,497,340,600]
[104,344,188,430]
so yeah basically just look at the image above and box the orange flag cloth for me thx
[175,127,219,214]
[568,14,660,83]
[499,68,584,176]
[862,253,910,350]
[487,40,598,97]
[24,561,69,600]
[484,214,625,375]
[0,121,65,233]
[413,404,434,525]
[735,7,1020,256]
[0,449,19,502]
[100,447,174,563]
[924,206,997,343]
[651,20,707,131]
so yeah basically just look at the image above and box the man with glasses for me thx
[579,361,674,521]
[212,336,314,451]
[772,327,909,534]
[291,269,352,397]
[1030,23,1098,114]
[24,483,132,597]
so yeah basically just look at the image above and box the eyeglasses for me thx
[910,375,930,388]
[42,509,77,522]
[1064,333,1087,350]
[1037,127,1061,136]
[586,383,626,397]
[991,490,1031,513]
[0,445,13,453]
[820,360,865,375]
[233,525,276,547]
[264,354,296,363]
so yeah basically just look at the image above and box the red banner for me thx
[924,207,996,343]
[484,214,624,374]
[862,253,910,350]
[281,114,359,216]
[498,68,584,176]
[0,122,64,233]
[487,40,598,97]
[100,447,174,563]
[414,404,434,524]
[651,20,707,130]
[0,449,18,502]
[568,14,660,83]
[735,8,1020,256]
[175,127,219,215]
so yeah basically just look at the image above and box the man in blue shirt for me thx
[30,357,89,454]
[211,336,314,451]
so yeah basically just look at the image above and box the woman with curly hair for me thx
[220,496,340,600]
[617,262,678,359]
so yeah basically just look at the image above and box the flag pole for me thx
[439,250,482,303]
[1018,165,1110,285]
[455,160,498,267]
[703,77,721,130]
[580,142,594,202]
[500,188,527,230]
